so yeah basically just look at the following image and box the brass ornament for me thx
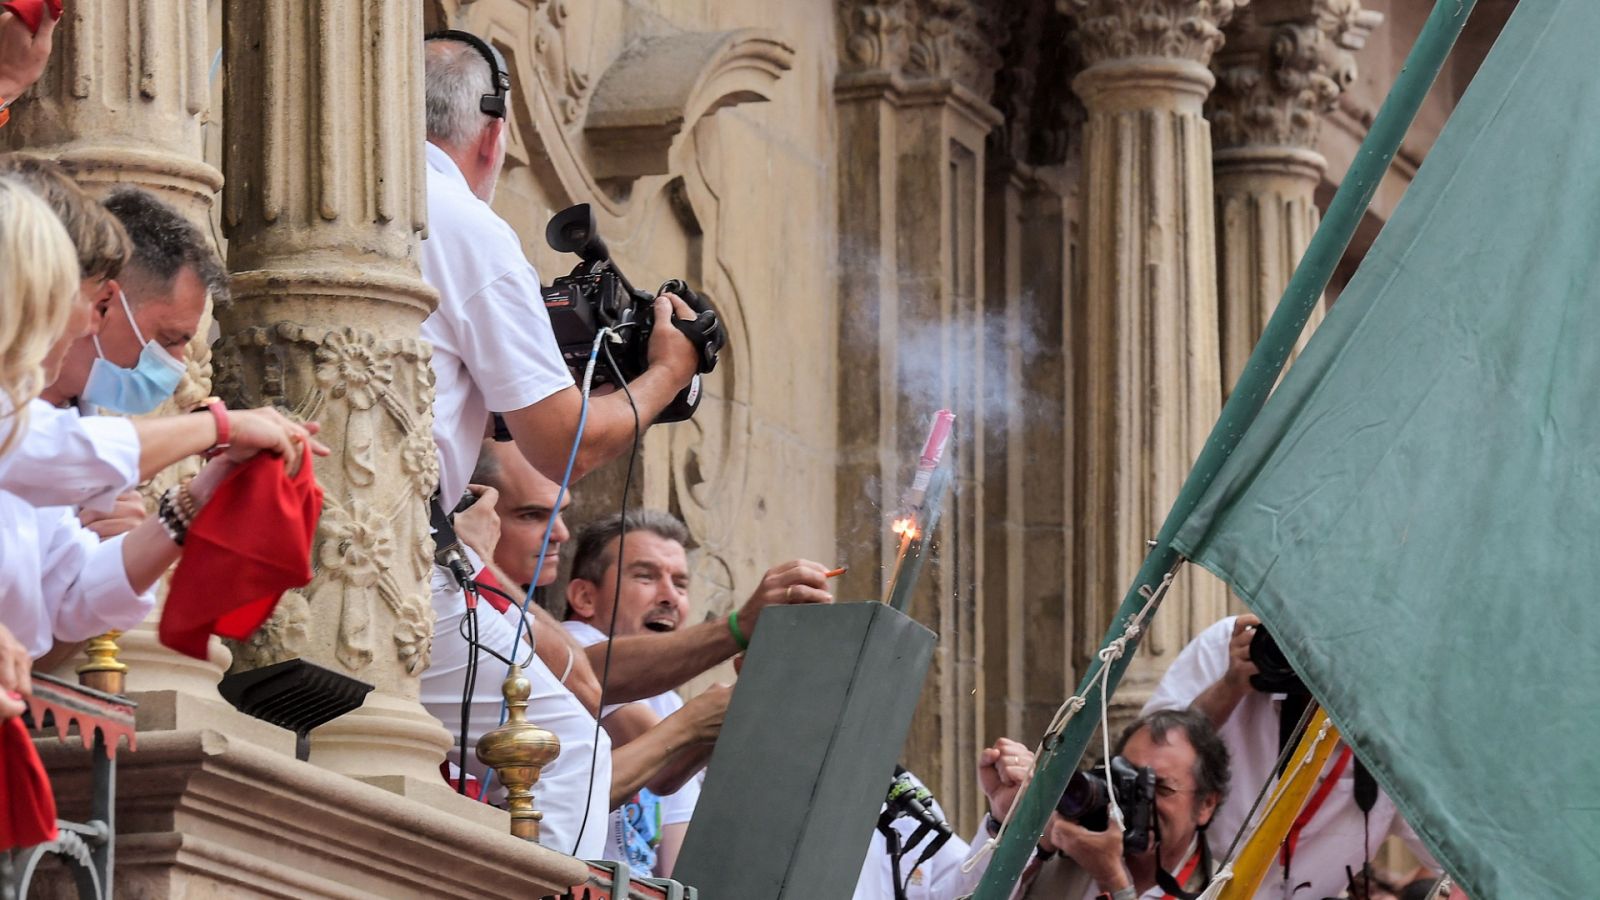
[475,664,561,841]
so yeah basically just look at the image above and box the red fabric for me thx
[0,714,57,850]
[1280,745,1354,868]
[474,567,512,614]
[160,449,323,660]
[2,0,64,34]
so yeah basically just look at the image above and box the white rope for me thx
[1193,861,1235,900]
[958,568,1180,877]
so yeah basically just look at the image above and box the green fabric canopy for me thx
[1172,3,1600,897]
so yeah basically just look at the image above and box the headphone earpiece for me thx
[424,29,510,120]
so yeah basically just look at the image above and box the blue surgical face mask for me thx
[81,290,186,414]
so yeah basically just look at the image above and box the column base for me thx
[305,690,455,792]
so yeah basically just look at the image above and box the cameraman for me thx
[419,32,701,500]
[1146,616,1439,899]
[417,32,700,860]
[1024,709,1228,900]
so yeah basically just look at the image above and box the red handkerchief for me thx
[0,714,57,851]
[160,448,323,660]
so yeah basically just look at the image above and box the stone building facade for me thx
[6,0,1515,893]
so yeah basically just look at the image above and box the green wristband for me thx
[727,609,750,651]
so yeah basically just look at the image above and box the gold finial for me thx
[77,630,130,695]
[475,664,561,841]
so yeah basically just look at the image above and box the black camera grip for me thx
[660,279,725,374]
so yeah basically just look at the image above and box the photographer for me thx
[1146,616,1439,899]
[1023,709,1228,900]
[417,30,702,860]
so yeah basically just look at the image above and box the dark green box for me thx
[674,602,936,898]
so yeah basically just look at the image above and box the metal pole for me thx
[970,1,1480,895]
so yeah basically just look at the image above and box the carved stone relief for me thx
[215,323,437,678]
[1210,0,1378,151]
[839,0,1004,97]
[1062,0,1244,67]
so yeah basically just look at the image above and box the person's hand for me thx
[0,6,57,101]
[978,737,1034,822]
[79,489,148,539]
[680,683,732,742]
[736,559,833,636]
[1223,613,1261,692]
[646,291,699,385]
[0,622,31,720]
[1048,815,1132,892]
[452,485,500,562]
[223,407,330,476]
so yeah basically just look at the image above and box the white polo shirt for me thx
[0,400,140,513]
[417,142,573,503]
[420,553,612,860]
[0,490,153,658]
[852,769,990,900]
[1144,616,1437,899]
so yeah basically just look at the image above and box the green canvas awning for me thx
[1173,2,1600,897]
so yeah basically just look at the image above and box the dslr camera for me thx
[1056,756,1159,853]
[1247,626,1306,695]
[540,203,725,423]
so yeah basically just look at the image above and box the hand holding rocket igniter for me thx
[734,559,836,639]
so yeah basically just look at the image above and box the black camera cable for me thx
[569,337,641,857]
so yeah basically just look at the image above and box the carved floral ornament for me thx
[1209,0,1376,151]
[1060,0,1245,66]
[839,0,1004,97]
[216,323,438,677]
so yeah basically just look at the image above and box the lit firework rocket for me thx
[883,410,954,607]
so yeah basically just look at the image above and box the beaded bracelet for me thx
[157,485,189,546]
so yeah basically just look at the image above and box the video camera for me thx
[540,203,725,423]
[1056,756,1158,853]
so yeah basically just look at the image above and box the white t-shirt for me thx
[561,619,706,867]
[0,490,153,658]
[417,143,573,503]
[0,400,140,513]
[419,555,611,860]
[852,770,990,900]
[1144,616,1437,900]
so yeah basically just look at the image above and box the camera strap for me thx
[1152,820,1206,900]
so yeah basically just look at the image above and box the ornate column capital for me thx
[1062,0,1246,68]
[838,0,1004,99]
[1209,0,1381,152]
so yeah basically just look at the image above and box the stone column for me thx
[1066,0,1241,724]
[215,0,451,793]
[0,1,292,743]
[1210,0,1378,388]
[835,0,1003,833]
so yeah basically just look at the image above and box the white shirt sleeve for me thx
[451,268,574,415]
[0,401,140,512]
[38,508,153,643]
[1143,615,1238,714]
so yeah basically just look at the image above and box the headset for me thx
[424,29,510,119]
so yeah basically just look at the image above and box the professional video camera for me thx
[1247,626,1306,695]
[540,203,725,423]
[1056,756,1158,853]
